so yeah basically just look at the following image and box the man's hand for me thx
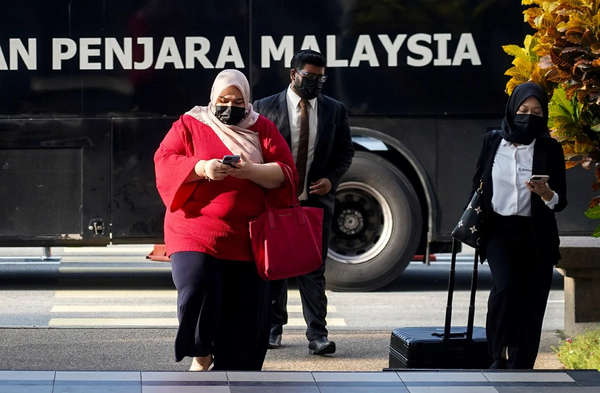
[309,178,332,195]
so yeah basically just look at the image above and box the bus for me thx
[0,0,595,291]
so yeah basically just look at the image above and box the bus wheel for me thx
[325,152,422,291]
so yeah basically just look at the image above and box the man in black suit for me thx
[253,49,355,355]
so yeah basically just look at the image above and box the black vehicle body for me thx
[1,0,595,290]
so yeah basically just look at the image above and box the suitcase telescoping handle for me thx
[439,238,479,343]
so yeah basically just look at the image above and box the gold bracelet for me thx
[542,191,554,202]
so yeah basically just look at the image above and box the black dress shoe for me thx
[267,334,282,349]
[489,359,507,369]
[308,336,336,355]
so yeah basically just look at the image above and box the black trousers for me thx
[270,216,331,341]
[485,213,554,369]
[170,252,270,370]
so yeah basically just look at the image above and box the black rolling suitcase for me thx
[388,239,493,369]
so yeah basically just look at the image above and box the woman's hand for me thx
[223,152,255,180]
[526,179,554,201]
[204,158,228,181]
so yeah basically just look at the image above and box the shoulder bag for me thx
[249,165,324,280]
[451,180,484,249]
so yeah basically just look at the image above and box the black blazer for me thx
[471,130,567,265]
[254,91,355,219]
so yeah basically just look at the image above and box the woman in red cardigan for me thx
[154,69,297,371]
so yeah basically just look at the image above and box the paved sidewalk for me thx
[0,328,564,372]
[1,369,599,392]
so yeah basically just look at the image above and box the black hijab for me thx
[499,82,550,145]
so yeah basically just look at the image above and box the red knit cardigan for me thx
[154,114,298,261]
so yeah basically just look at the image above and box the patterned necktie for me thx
[296,99,309,197]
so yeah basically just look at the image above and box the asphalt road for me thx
[0,247,565,371]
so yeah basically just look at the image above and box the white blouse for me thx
[491,139,558,216]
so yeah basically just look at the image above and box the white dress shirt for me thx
[286,86,318,200]
[491,139,558,217]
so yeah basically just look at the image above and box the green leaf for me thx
[584,204,600,219]
[549,104,575,120]
[553,115,577,126]
[592,223,600,237]
[591,123,600,132]
[551,88,575,117]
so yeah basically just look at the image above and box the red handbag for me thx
[250,165,324,280]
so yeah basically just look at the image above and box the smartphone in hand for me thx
[530,175,549,182]
[221,155,241,167]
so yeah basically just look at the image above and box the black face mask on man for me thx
[214,105,246,125]
[512,114,546,144]
[293,73,323,100]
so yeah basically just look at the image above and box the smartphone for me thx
[221,155,240,166]
[530,175,549,182]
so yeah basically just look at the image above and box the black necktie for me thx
[296,99,309,197]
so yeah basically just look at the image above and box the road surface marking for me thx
[54,290,177,298]
[48,318,178,326]
[59,257,160,263]
[287,318,346,327]
[49,305,336,313]
[48,317,347,327]
[49,289,344,328]
[62,246,154,254]
[287,305,336,312]
[51,305,176,313]
[58,267,172,273]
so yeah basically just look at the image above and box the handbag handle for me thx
[265,164,307,229]
[281,164,300,205]
[281,165,307,225]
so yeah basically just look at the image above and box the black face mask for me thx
[512,114,546,144]
[293,74,323,99]
[214,105,246,125]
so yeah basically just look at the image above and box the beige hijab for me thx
[186,69,264,163]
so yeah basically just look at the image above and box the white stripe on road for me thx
[58,267,172,273]
[48,317,347,327]
[49,305,336,313]
[60,257,162,263]
[0,262,60,265]
[51,305,176,313]
[288,305,336,312]
[54,290,177,298]
[62,246,154,254]
[288,318,346,327]
[53,290,307,299]
[48,318,178,327]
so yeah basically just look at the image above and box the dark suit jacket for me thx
[471,130,567,265]
[253,91,355,219]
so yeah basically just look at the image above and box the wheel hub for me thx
[337,209,364,235]
[328,181,394,265]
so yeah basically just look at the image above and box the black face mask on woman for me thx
[512,114,546,144]
[293,74,323,100]
[214,105,246,125]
